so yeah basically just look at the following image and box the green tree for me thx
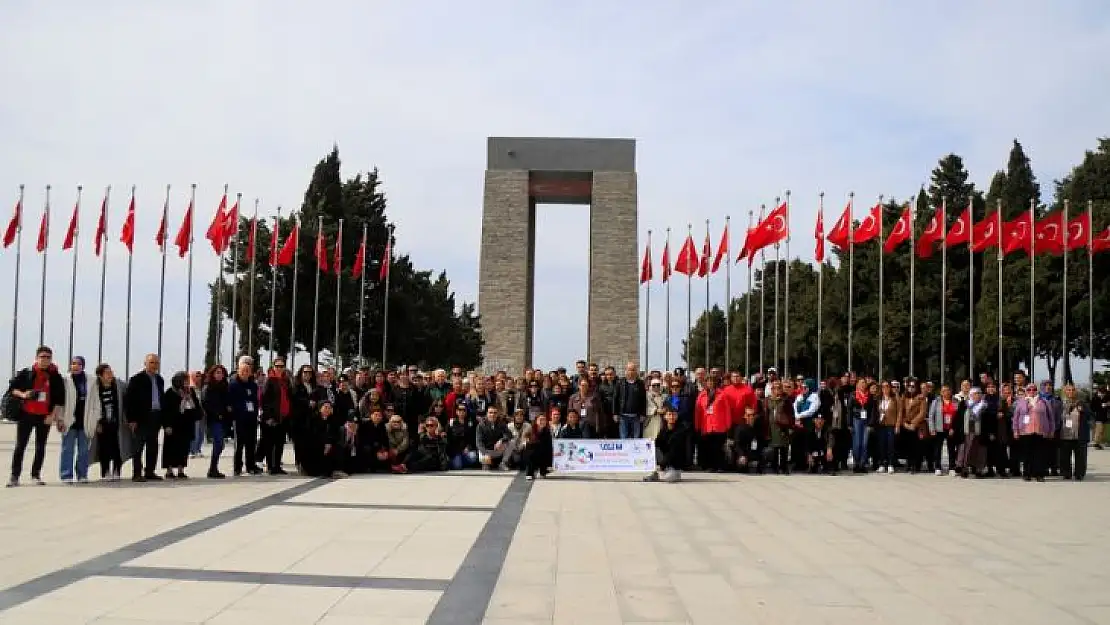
[210,146,482,370]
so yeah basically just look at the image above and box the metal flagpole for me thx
[686,223,692,365]
[997,198,1004,381]
[878,194,884,381]
[1062,199,1069,385]
[968,197,974,382]
[230,192,242,363]
[847,192,854,374]
[784,190,791,378]
[910,189,917,378]
[96,186,110,364]
[1089,199,1095,388]
[1029,198,1035,377]
[268,209,281,362]
[773,197,780,374]
[289,213,300,369]
[357,223,367,366]
[724,217,730,371]
[67,185,83,362]
[334,218,343,367]
[312,215,323,369]
[704,219,710,371]
[247,198,259,359]
[157,185,169,363]
[940,196,947,383]
[10,184,25,377]
[124,186,135,376]
[665,227,671,372]
[817,193,824,382]
[645,229,652,371]
[759,205,766,374]
[745,210,752,376]
[215,184,228,365]
[39,186,51,347]
[185,184,196,372]
[382,224,394,368]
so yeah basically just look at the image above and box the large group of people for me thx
[4,346,1106,487]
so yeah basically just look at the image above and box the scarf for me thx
[1039,390,1055,403]
[854,389,869,408]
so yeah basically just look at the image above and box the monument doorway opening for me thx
[531,203,589,370]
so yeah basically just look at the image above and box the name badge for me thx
[246,401,255,412]
[36,392,47,402]
[1023,416,1031,425]
[707,406,714,415]
[1065,419,1074,429]
[750,440,758,451]
[859,410,867,421]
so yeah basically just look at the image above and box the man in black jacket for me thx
[7,346,66,487]
[614,362,647,439]
[123,353,166,482]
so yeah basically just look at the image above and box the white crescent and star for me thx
[773,215,787,232]
[1068,222,1084,242]
[950,218,966,237]
[1043,223,1060,240]
[891,215,907,237]
[924,216,940,236]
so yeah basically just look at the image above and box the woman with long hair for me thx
[200,365,231,479]
[876,381,902,474]
[849,379,876,473]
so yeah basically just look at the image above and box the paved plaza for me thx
[0,423,1107,625]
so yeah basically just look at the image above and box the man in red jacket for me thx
[720,372,757,430]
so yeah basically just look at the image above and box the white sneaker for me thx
[525,475,534,481]
[935,469,943,476]
[662,469,682,483]
[949,469,957,476]
[77,477,89,484]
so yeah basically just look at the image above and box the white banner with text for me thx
[552,438,656,473]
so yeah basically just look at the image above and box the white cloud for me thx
[0,0,1105,374]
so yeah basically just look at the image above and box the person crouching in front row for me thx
[729,406,764,474]
[477,406,511,470]
[298,400,346,479]
[806,411,833,474]
[644,408,690,483]
[558,409,593,439]
[408,416,449,473]
[358,409,392,473]
[523,412,553,480]
[386,414,411,474]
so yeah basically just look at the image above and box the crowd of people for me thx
[4,346,1106,487]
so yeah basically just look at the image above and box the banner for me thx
[552,438,655,473]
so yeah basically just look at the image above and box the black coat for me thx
[614,378,647,416]
[655,422,691,469]
[124,371,166,425]
[201,381,232,429]
[8,366,66,419]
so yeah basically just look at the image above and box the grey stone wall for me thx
[589,171,640,370]
[478,170,532,374]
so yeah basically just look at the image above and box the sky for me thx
[0,0,1107,380]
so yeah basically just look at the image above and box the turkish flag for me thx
[333,231,343,275]
[315,229,329,273]
[697,233,711,278]
[206,194,227,254]
[1001,213,1033,256]
[269,219,280,266]
[916,205,946,259]
[1094,226,1110,253]
[674,234,699,276]
[826,202,852,250]
[120,195,136,254]
[640,242,652,284]
[35,210,48,253]
[746,202,789,256]
[883,207,912,254]
[276,223,298,266]
[62,201,78,251]
[814,208,825,263]
[4,197,21,248]
[174,200,193,258]
[737,226,758,266]
[156,207,167,252]
[93,195,108,257]
[1034,212,1065,255]
[352,233,366,279]
[379,239,391,281]
[245,217,257,263]
[711,223,729,273]
[945,208,971,247]
[970,211,1000,253]
[661,240,672,283]
[1065,212,1090,251]
[223,198,239,242]
[852,203,881,245]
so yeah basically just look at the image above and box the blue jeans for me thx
[59,427,89,481]
[877,425,896,468]
[619,414,642,439]
[450,450,477,470]
[210,422,225,466]
[851,418,869,470]
[190,419,205,455]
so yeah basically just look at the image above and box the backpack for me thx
[1,389,21,421]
